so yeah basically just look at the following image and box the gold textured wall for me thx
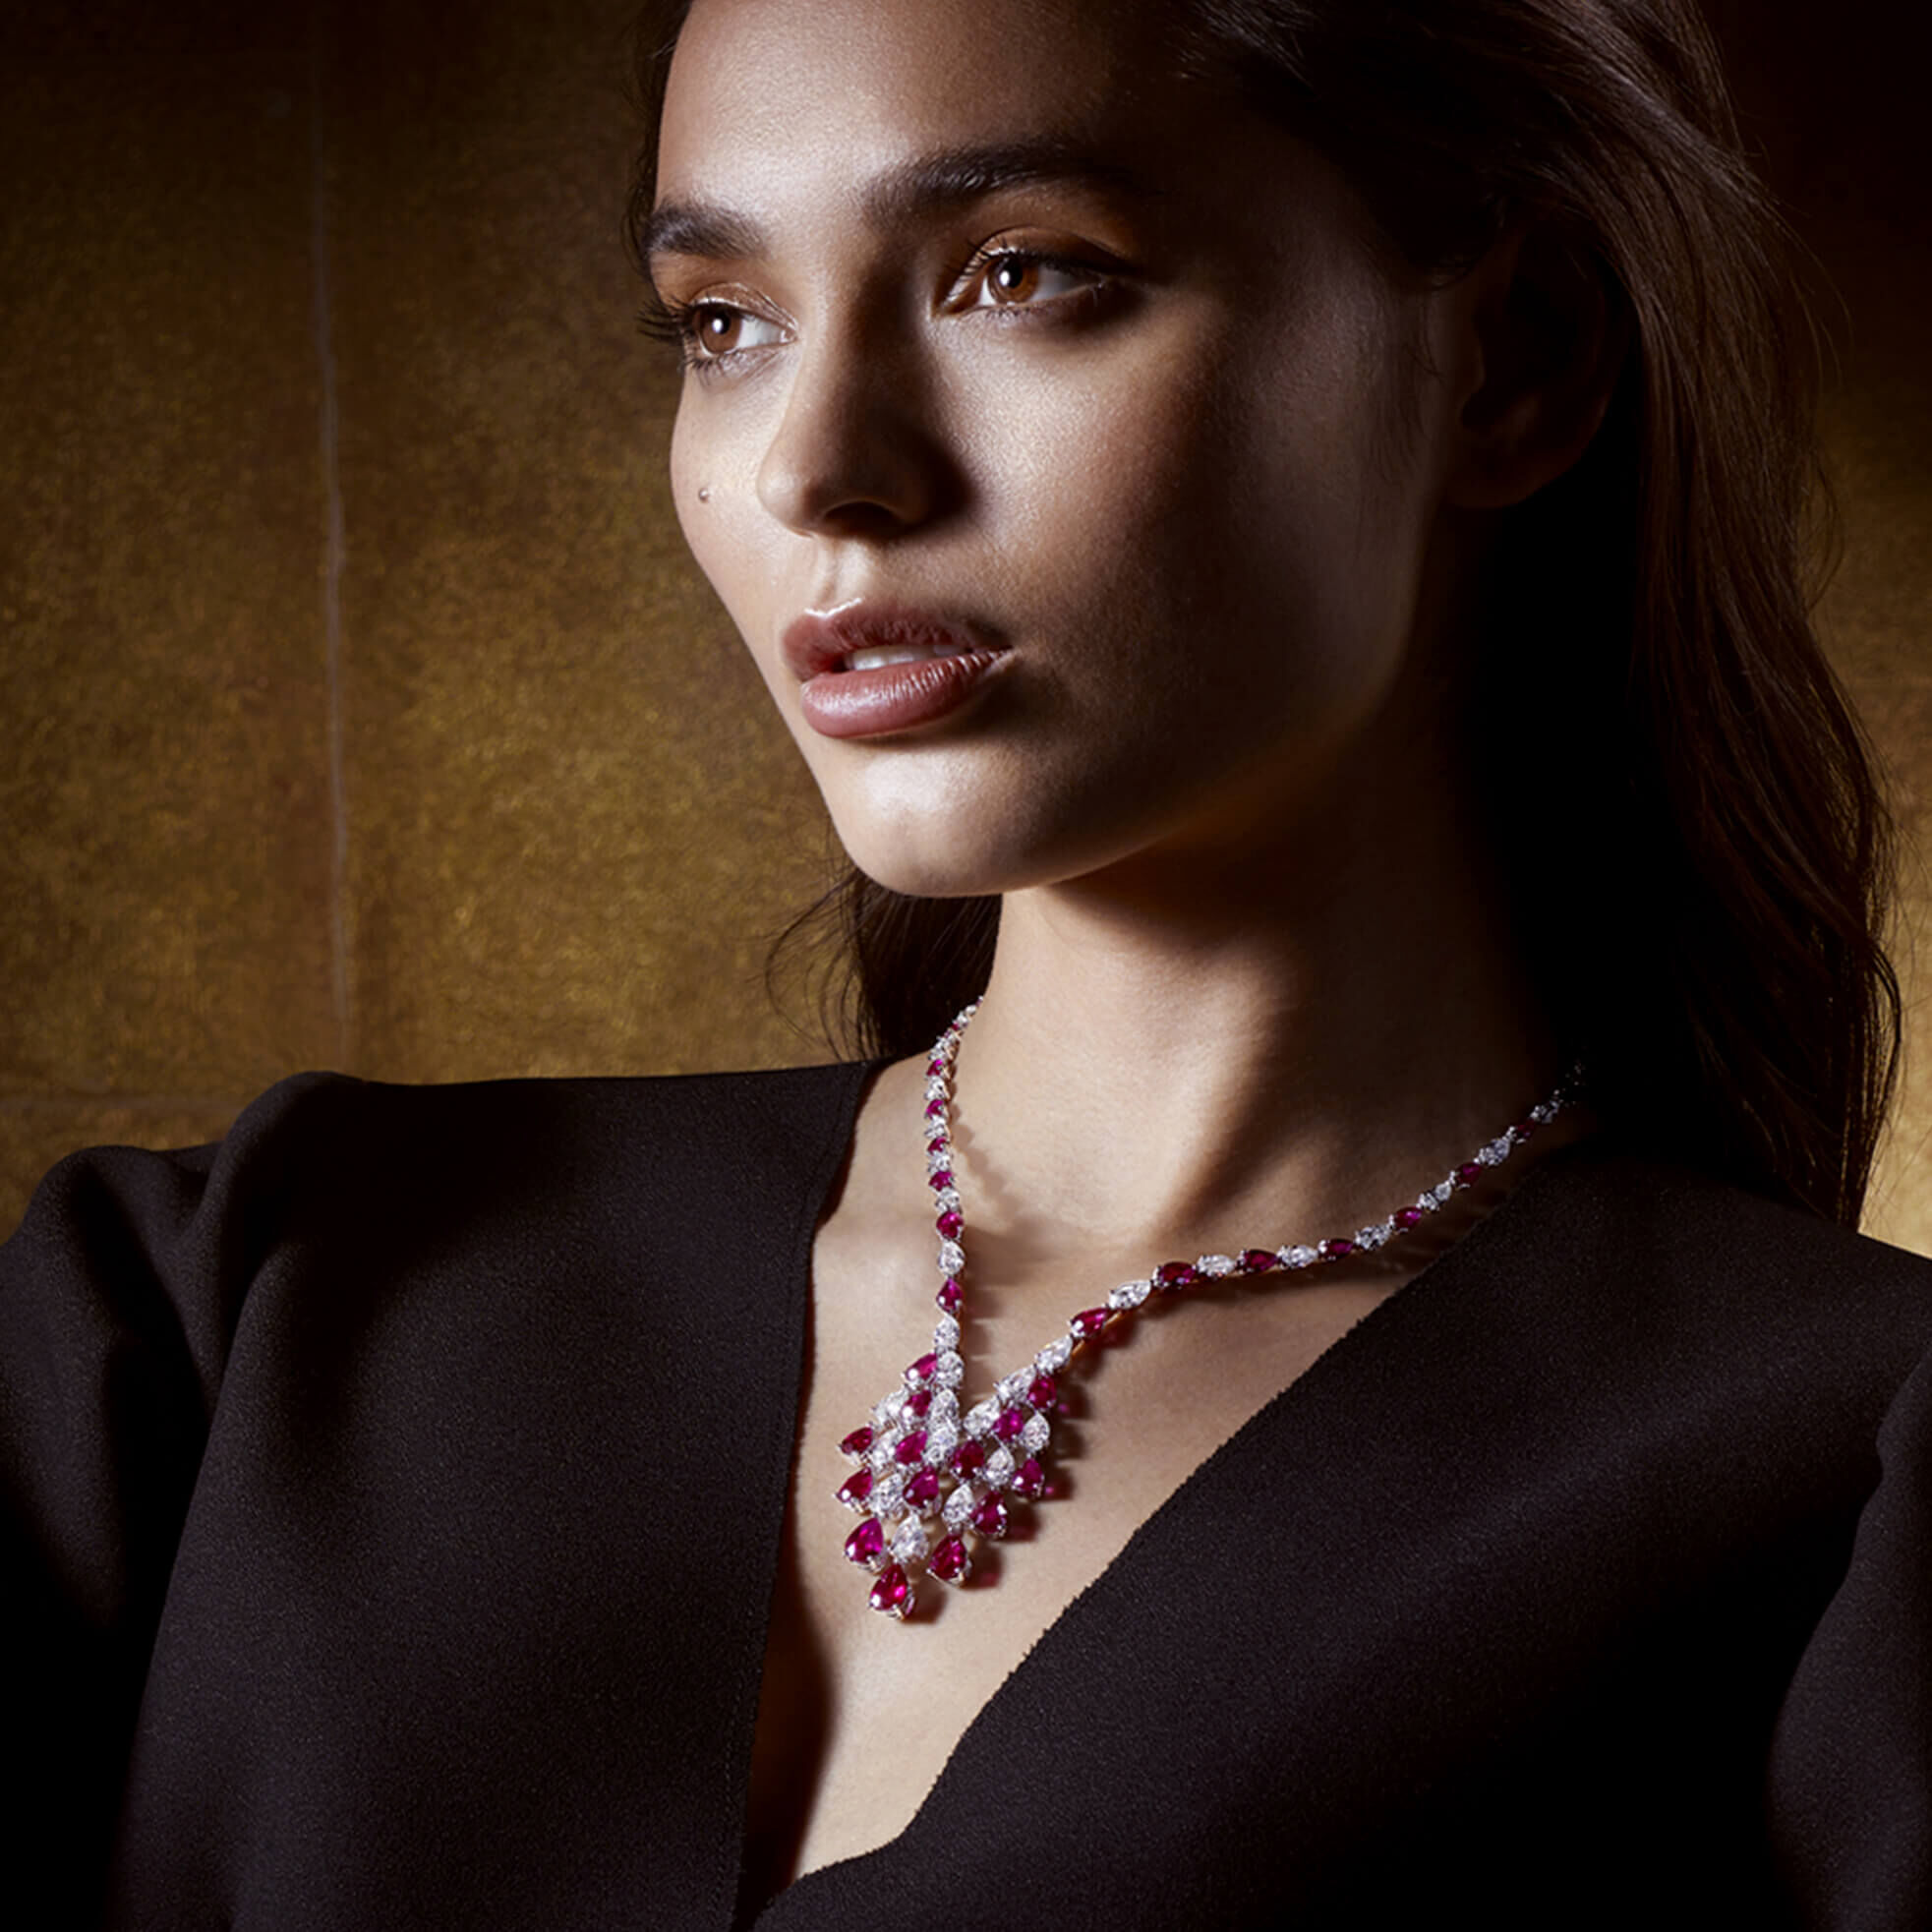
[0,0,830,1226]
[3,1,1929,1245]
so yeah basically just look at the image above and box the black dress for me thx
[3,1061,1928,1929]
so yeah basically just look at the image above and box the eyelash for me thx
[952,242,1112,319]
[637,246,1116,381]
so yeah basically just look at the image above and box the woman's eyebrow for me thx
[860,140,1159,225]
[641,140,1157,270]
[640,201,767,268]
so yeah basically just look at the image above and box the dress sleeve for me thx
[0,1076,341,1910]
[1770,1339,1932,1927]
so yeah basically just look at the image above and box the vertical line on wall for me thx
[309,1,353,1068]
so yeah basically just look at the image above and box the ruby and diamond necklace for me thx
[833,1000,1582,1619]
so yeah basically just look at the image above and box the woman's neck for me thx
[933,742,1557,1267]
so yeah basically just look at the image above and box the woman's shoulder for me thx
[1442,1140,1932,1537]
[20,1056,875,1234]
[3,1059,878,1392]
[1509,1134,1932,1336]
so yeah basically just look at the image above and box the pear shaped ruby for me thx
[1072,1308,1113,1339]
[1155,1260,1198,1289]
[930,1535,971,1583]
[993,1405,1026,1441]
[952,1438,987,1478]
[837,1467,873,1510]
[1011,1456,1046,1500]
[1241,1249,1279,1273]
[906,1467,941,1508]
[924,1098,946,1119]
[1027,1373,1058,1409]
[1456,1162,1484,1186]
[1319,1238,1357,1260]
[869,1564,912,1616]
[905,1386,932,1419]
[936,1210,964,1240]
[894,1430,929,1465]
[936,1277,964,1315]
[844,1516,885,1567]
[839,1425,875,1458]
[927,1137,948,1158]
[970,1495,1009,1539]
[928,1168,955,1192]
[907,1352,938,1383]
[1394,1206,1425,1230]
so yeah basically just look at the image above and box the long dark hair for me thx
[628,0,1899,1228]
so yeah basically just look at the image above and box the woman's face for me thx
[650,0,1476,899]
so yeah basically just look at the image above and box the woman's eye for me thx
[965,253,1101,311]
[685,303,786,363]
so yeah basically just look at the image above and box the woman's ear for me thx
[1443,220,1630,510]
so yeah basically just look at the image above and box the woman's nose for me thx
[754,336,956,540]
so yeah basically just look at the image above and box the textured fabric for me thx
[2,1062,1929,1929]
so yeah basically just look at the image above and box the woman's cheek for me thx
[950,357,1213,620]
[670,397,784,661]
[668,397,711,544]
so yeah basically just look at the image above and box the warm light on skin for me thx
[650,0,1495,907]
[645,0,1598,1292]
[656,22,1606,1870]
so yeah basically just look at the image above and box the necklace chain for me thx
[834,1000,1583,1619]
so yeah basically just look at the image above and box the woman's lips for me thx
[798,648,1008,737]
[782,609,1010,739]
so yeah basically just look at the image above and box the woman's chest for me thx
[730,1235,1854,1929]
[737,1251,1401,1897]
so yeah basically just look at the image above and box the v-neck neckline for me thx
[736,1067,1611,1927]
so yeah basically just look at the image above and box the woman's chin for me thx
[833,819,1065,902]
[819,795,1009,901]
[830,799,1181,904]
[841,847,1009,903]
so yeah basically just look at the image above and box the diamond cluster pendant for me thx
[834,1001,1580,1620]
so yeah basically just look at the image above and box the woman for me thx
[5,0,1925,1925]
